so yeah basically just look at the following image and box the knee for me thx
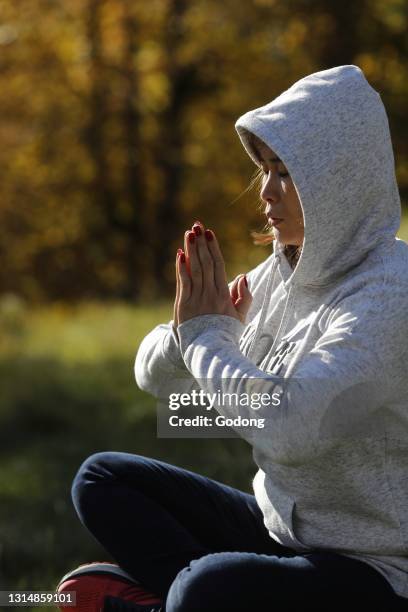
[71,452,129,512]
[71,452,111,512]
[71,451,151,514]
[165,554,229,612]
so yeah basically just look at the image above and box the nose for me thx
[260,172,280,206]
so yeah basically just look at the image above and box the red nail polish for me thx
[180,252,186,263]
[188,232,195,244]
[193,225,202,236]
[177,248,183,256]
[204,229,213,241]
[244,275,248,288]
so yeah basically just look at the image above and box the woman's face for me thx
[253,136,304,247]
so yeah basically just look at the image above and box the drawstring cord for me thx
[247,254,279,361]
[269,283,293,356]
[247,251,294,363]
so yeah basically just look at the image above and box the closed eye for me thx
[262,168,290,179]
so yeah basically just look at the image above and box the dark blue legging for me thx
[71,452,406,611]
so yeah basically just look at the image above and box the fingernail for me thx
[188,232,195,244]
[204,229,213,241]
[180,252,186,263]
[193,220,202,225]
[193,224,202,236]
[244,275,248,288]
[177,248,183,256]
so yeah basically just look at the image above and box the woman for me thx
[57,65,408,611]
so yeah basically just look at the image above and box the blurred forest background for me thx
[0,0,408,606]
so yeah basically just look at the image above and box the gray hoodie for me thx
[135,65,408,598]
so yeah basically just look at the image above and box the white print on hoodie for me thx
[135,65,408,599]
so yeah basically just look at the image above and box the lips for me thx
[267,217,284,227]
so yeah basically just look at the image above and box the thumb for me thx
[233,275,252,322]
[229,275,240,304]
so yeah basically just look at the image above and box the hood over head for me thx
[235,65,401,287]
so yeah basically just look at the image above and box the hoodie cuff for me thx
[177,314,245,360]
[161,321,185,368]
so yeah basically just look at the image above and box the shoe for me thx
[56,561,163,612]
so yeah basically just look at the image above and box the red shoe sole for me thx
[57,572,162,611]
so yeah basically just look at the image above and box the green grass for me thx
[0,299,174,362]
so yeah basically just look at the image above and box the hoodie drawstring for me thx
[247,253,294,364]
[247,254,279,361]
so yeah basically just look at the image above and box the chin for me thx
[273,228,302,246]
[273,228,289,243]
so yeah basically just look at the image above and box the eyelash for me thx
[262,168,290,179]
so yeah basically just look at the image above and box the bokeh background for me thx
[1,0,407,607]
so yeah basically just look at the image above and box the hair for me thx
[241,129,303,270]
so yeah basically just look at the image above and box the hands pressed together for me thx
[173,220,252,328]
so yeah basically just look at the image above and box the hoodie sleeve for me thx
[134,319,190,398]
[176,283,404,462]
[134,272,260,399]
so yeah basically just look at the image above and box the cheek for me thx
[284,187,301,215]
[294,198,303,220]
[290,187,302,216]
